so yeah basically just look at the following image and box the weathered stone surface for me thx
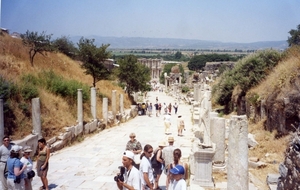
[278,133,300,190]
[248,133,259,148]
[227,115,248,190]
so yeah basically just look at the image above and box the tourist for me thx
[116,151,140,190]
[177,116,185,136]
[0,136,12,190]
[158,103,162,115]
[125,133,143,169]
[154,102,159,117]
[164,112,172,135]
[20,146,34,190]
[167,148,189,188]
[168,165,186,190]
[37,138,50,190]
[162,136,176,188]
[7,145,27,190]
[168,103,172,114]
[140,144,154,190]
[152,141,166,190]
[173,102,178,115]
[163,103,168,115]
[148,103,153,117]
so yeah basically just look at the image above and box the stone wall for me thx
[277,133,300,189]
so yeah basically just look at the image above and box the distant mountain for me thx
[70,36,288,50]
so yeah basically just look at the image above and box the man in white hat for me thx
[116,151,140,190]
[162,136,176,189]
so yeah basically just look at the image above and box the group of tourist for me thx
[0,136,50,190]
[117,133,188,190]
[138,96,179,118]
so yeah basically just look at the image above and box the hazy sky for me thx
[1,0,300,43]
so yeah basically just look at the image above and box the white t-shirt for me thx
[169,178,186,190]
[123,166,140,190]
[20,156,33,175]
[139,156,154,186]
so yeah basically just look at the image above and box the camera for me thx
[114,166,125,182]
[14,176,21,184]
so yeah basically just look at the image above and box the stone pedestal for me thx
[193,147,215,187]
[32,98,42,139]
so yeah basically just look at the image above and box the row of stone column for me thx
[0,88,124,144]
[191,83,249,190]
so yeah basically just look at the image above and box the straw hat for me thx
[158,141,166,147]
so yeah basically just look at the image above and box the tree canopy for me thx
[187,54,236,71]
[52,36,78,58]
[21,30,52,66]
[287,24,300,46]
[117,55,151,97]
[77,37,111,87]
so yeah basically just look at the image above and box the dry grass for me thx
[0,33,132,140]
[249,46,300,99]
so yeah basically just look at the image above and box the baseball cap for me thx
[10,145,22,153]
[170,165,185,175]
[123,150,134,160]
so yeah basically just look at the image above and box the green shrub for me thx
[20,84,39,101]
[212,49,281,112]
[181,86,190,93]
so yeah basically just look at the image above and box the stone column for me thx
[0,99,4,145]
[112,90,117,121]
[32,98,42,139]
[194,84,199,101]
[227,115,248,190]
[102,98,108,126]
[91,87,97,120]
[164,73,167,90]
[211,117,226,164]
[77,89,83,135]
[119,94,124,114]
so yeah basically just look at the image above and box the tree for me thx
[52,36,78,58]
[287,24,300,46]
[174,51,182,59]
[77,37,111,87]
[21,30,52,66]
[117,55,151,98]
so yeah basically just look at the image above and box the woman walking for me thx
[139,144,154,190]
[37,138,50,190]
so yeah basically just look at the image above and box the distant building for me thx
[103,59,118,71]
[138,58,162,80]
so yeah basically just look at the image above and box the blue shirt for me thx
[7,157,25,180]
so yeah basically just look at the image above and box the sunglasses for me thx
[147,151,153,154]
[130,136,135,138]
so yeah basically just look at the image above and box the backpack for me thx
[151,150,161,168]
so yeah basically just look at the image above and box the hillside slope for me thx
[0,33,132,140]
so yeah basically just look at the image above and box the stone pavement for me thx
[31,90,196,190]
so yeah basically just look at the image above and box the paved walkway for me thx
[31,90,195,190]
